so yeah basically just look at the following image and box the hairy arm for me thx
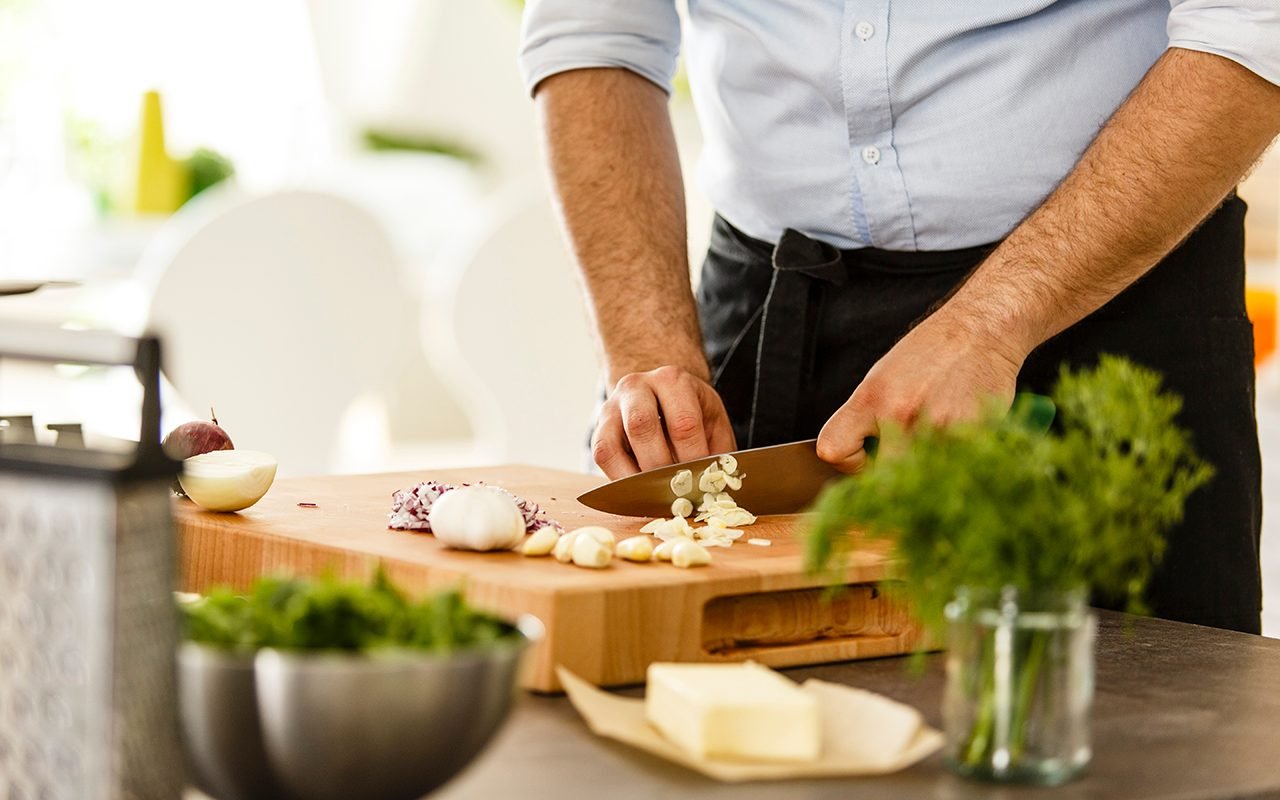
[536,68,734,476]
[819,48,1280,471]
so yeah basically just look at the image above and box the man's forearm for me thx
[938,48,1280,359]
[535,68,706,386]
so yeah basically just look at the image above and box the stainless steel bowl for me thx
[253,619,538,800]
[178,644,288,800]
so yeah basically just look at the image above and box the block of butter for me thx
[644,661,821,762]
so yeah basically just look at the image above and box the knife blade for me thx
[576,439,843,518]
[575,394,1058,519]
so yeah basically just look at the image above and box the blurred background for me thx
[0,0,1277,627]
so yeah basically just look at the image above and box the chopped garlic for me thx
[747,538,772,547]
[670,469,694,498]
[643,453,757,554]
[640,518,666,534]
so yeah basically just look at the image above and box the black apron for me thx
[697,195,1262,634]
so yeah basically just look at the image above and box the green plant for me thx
[806,355,1211,626]
[804,355,1212,775]
[180,568,519,653]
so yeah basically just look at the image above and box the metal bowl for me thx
[253,619,539,800]
[178,644,287,800]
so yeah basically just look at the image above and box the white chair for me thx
[139,187,468,477]
[424,183,601,472]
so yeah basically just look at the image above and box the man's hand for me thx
[592,366,737,478]
[821,49,1280,474]
[817,312,1024,473]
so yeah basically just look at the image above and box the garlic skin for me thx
[427,486,526,551]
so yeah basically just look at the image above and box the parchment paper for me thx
[557,666,943,782]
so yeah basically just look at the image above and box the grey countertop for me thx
[434,612,1280,800]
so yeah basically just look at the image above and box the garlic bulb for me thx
[427,486,526,551]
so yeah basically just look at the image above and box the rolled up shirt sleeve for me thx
[519,0,682,95]
[1167,0,1280,85]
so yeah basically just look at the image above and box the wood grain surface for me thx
[174,465,918,691]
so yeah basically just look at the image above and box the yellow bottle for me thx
[131,90,189,214]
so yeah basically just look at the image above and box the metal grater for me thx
[0,322,184,799]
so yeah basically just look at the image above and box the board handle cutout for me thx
[701,583,920,660]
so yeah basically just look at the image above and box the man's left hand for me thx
[816,310,1026,473]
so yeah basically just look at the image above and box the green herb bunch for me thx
[180,569,520,653]
[805,355,1213,633]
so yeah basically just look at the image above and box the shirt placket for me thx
[840,1,916,250]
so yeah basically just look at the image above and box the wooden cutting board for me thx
[174,465,918,692]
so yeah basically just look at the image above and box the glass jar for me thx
[943,586,1096,785]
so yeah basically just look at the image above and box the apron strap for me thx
[747,229,846,447]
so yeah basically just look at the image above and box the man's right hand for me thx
[592,366,738,479]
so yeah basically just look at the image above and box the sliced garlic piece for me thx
[669,469,694,498]
[672,540,712,568]
[723,473,743,491]
[718,453,738,474]
[640,518,666,534]
[521,527,560,556]
[655,517,695,542]
[616,535,654,562]
[747,538,772,547]
[698,470,720,494]
[671,497,694,518]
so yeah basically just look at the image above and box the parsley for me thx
[180,568,519,653]
[805,355,1213,635]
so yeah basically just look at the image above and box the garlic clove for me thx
[553,530,580,563]
[651,539,679,562]
[521,527,560,556]
[616,535,654,562]
[572,526,616,554]
[672,540,712,568]
[571,534,612,568]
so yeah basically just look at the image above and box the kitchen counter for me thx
[433,611,1280,800]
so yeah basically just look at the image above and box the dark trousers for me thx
[697,196,1262,634]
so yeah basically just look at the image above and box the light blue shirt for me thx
[520,1,1280,251]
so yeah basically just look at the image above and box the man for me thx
[520,2,1280,633]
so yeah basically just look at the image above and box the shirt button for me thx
[861,145,881,165]
[855,21,875,41]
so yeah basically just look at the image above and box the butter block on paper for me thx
[644,662,821,762]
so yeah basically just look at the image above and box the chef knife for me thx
[575,394,1057,518]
